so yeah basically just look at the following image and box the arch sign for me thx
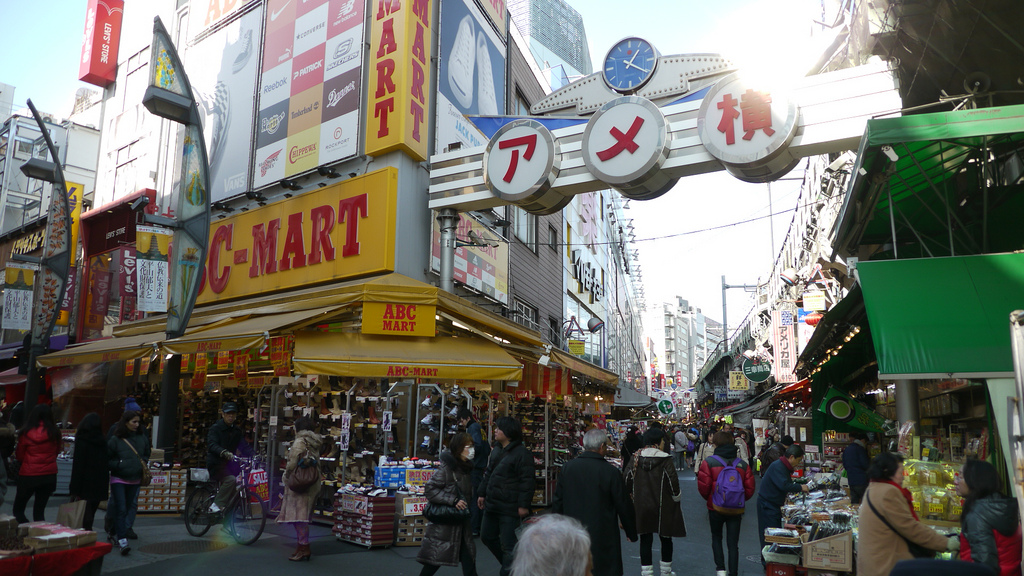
[428,48,900,215]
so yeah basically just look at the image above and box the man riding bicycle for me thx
[207,402,254,514]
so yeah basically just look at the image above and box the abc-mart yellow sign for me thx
[198,168,397,303]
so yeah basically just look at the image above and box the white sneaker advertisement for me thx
[435,0,507,153]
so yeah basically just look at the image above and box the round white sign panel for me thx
[483,120,560,209]
[696,73,801,183]
[581,97,675,200]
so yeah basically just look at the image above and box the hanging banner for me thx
[82,252,113,340]
[233,351,248,386]
[136,225,172,312]
[3,262,37,332]
[818,388,886,432]
[771,309,798,383]
[56,266,77,327]
[216,351,230,371]
[119,246,139,323]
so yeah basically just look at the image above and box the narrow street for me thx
[85,466,765,575]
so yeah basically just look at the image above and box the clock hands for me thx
[623,49,650,73]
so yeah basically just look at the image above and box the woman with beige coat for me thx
[278,417,322,561]
[857,452,956,576]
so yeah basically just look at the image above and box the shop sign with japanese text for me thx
[362,302,436,337]
[198,168,397,303]
[365,0,433,161]
[741,357,772,383]
[771,309,798,383]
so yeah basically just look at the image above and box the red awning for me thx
[777,378,810,396]
[0,366,26,386]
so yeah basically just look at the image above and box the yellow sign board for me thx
[362,302,436,337]
[728,370,748,391]
[567,339,585,355]
[477,0,507,35]
[365,0,433,161]
[198,168,397,304]
[803,290,826,311]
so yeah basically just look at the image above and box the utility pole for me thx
[721,275,758,353]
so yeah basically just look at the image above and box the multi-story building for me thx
[508,0,592,89]
[0,83,15,122]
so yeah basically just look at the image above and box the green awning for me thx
[857,252,1024,378]
[834,104,1024,258]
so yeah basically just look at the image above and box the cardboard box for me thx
[807,570,844,576]
[394,535,423,547]
[767,564,797,576]
[801,532,853,572]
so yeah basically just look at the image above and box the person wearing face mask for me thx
[417,432,478,576]
[106,410,150,556]
[553,428,637,576]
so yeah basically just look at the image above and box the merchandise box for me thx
[801,532,853,572]
[394,535,424,547]
[807,570,845,576]
[762,545,801,566]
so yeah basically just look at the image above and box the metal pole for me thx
[156,355,181,452]
[437,209,458,292]
[721,275,728,352]
[894,379,919,433]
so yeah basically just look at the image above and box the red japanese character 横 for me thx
[740,89,775,140]
[716,93,740,145]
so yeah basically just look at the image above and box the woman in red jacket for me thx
[956,459,1022,576]
[13,404,62,523]
[697,431,756,576]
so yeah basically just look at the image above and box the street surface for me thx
[33,467,767,575]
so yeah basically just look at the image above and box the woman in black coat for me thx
[69,413,109,530]
[417,433,477,576]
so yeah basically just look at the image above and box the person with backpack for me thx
[683,426,699,470]
[697,431,756,576]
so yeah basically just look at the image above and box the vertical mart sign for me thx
[365,0,433,161]
[198,168,398,304]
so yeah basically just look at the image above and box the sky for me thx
[0,0,828,335]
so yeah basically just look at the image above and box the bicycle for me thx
[183,457,267,545]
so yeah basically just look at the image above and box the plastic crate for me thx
[374,467,407,488]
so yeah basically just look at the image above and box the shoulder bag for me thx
[423,470,470,525]
[865,492,935,558]
[122,438,152,487]
[285,447,321,492]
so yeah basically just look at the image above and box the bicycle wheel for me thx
[183,485,215,537]
[230,488,266,545]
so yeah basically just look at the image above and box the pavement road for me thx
[16,466,769,575]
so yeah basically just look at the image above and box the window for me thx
[514,92,530,116]
[511,206,536,251]
[512,299,539,331]
[548,225,557,251]
[548,317,561,347]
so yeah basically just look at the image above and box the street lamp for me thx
[143,17,211,452]
[17,100,72,412]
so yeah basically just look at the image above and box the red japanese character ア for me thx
[740,89,775,140]
[497,133,538,183]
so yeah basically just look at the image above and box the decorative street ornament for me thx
[483,119,563,214]
[144,17,210,339]
[581,96,675,200]
[741,356,773,383]
[803,312,823,326]
[657,399,674,415]
[696,72,801,183]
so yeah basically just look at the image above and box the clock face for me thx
[603,38,658,93]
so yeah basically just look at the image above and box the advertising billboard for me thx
[79,0,124,87]
[435,0,506,152]
[253,0,365,189]
[429,212,509,305]
[185,8,262,202]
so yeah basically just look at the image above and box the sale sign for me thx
[248,468,269,503]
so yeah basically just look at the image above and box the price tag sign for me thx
[339,429,350,451]
[405,468,435,486]
[269,416,278,427]
[382,411,393,432]
[403,497,427,516]
[341,493,368,514]
[341,412,352,431]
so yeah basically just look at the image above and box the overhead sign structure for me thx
[79,0,124,87]
[428,51,901,214]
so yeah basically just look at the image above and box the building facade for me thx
[508,0,592,89]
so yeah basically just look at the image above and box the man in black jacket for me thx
[458,407,489,536]
[758,434,793,477]
[553,428,637,576]
[476,416,534,576]
[206,402,254,513]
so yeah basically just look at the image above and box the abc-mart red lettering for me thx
[371,0,430,143]
[386,365,439,377]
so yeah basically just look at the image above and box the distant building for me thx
[648,298,722,391]
[509,0,592,89]
[0,83,14,122]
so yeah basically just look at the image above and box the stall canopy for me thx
[549,349,619,387]
[159,306,342,355]
[833,103,1024,260]
[292,331,523,381]
[858,252,1024,379]
[37,331,163,368]
[613,385,654,407]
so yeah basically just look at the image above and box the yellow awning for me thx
[37,331,162,368]
[160,306,342,356]
[550,349,620,386]
[293,331,523,381]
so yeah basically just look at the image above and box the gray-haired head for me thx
[582,428,608,452]
[511,514,591,576]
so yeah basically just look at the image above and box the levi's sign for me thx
[197,168,398,304]
[365,0,433,161]
[362,302,436,337]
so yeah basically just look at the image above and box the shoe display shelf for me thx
[332,490,395,548]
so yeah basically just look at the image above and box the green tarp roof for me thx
[857,252,1024,378]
